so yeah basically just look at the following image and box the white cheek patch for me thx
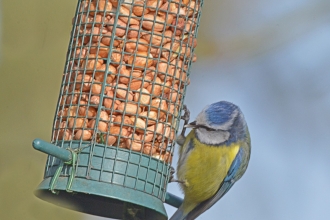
[196,129,230,145]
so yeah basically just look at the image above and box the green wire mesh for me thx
[45,0,203,214]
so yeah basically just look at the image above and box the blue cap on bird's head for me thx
[192,101,242,131]
[205,101,239,126]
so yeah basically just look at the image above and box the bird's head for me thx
[186,101,247,145]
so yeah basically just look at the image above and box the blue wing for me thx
[184,147,244,220]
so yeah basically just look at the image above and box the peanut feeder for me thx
[32,0,203,219]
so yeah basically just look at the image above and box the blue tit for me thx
[170,101,251,220]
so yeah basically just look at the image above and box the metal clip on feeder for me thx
[32,0,203,219]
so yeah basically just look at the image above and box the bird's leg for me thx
[168,166,189,186]
[169,105,191,186]
[176,105,190,146]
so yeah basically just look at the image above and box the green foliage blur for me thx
[0,1,82,219]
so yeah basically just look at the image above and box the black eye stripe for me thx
[196,125,217,131]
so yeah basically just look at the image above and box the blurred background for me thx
[1,0,330,220]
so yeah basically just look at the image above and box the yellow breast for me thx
[178,131,240,204]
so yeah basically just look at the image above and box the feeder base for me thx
[35,177,167,220]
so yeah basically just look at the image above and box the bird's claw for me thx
[169,166,189,186]
[181,105,190,122]
[169,166,176,183]
[180,105,190,137]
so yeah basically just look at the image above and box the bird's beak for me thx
[184,121,197,128]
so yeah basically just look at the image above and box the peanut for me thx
[129,116,146,133]
[106,135,117,146]
[113,115,133,127]
[118,65,131,84]
[94,64,116,83]
[161,151,173,163]
[117,102,141,115]
[57,130,72,141]
[90,42,109,58]
[118,5,140,25]
[126,133,142,152]
[75,74,92,91]
[133,88,151,105]
[68,117,88,129]
[127,25,141,38]
[147,77,162,96]
[101,31,121,47]
[109,0,118,8]
[129,78,143,91]
[125,38,149,53]
[89,119,108,132]
[91,83,102,94]
[74,129,92,140]
[110,50,122,65]
[139,110,158,125]
[97,0,113,15]
[81,54,103,73]
[109,125,128,137]
[116,83,133,101]
[143,143,157,155]
[107,17,127,37]
[128,51,154,70]
[133,1,149,16]
[143,131,155,142]
[161,41,180,61]
[103,90,115,109]
[99,110,110,121]
[150,98,168,118]
[142,14,165,32]
[141,31,163,46]
[146,0,162,11]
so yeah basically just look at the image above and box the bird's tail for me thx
[169,206,187,220]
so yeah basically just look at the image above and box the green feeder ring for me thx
[33,138,182,219]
